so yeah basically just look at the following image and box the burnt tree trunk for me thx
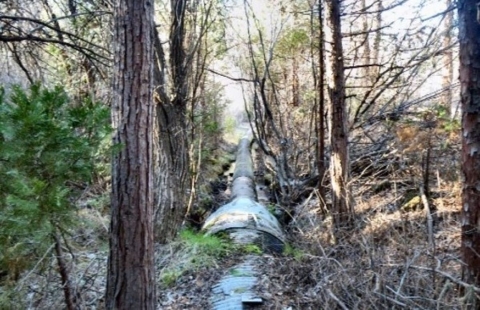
[106,0,155,308]
[459,0,480,294]
[324,0,353,229]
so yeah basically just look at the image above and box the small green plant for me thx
[161,270,182,287]
[159,229,237,288]
[180,229,236,258]
[243,244,262,255]
[442,118,460,132]
[230,268,242,276]
[433,104,460,133]
[223,116,237,135]
[266,203,277,214]
[84,192,111,212]
[283,243,305,261]
[434,104,449,119]
[233,287,248,293]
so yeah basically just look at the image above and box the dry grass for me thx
[8,182,466,310]
[153,163,468,310]
[4,120,469,309]
[252,177,466,310]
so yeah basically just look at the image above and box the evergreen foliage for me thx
[0,84,111,283]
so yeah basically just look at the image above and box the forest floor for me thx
[157,177,463,309]
[6,130,467,309]
[155,123,467,309]
[17,182,461,309]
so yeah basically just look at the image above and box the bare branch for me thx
[206,68,256,82]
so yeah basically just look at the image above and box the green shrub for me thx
[0,84,111,282]
[0,283,25,309]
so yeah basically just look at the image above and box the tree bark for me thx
[459,0,480,294]
[155,101,189,243]
[442,0,454,116]
[361,0,371,81]
[106,0,155,308]
[153,0,190,243]
[316,0,327,202]
[324,0,353,228]
[371,0,383,83]
[53,231,75,310]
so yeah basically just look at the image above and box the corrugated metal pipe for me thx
[202,136,285,309]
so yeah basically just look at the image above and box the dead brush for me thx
[253,176,468,309]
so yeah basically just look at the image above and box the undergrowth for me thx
[179,229,236,259]
[283,243,305,261]
[0,84,111,309]
[257,164,465,309]
[157,228,268,288]
[158,229,237,287]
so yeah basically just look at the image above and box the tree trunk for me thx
[442,0,454,116]
[316,0,326,202]
[324,0,353,229]
[155,101,189,243]
[459,0,480,294]
[153,0,190,243]
[106,0,155,308]
[53,230,76,310]
[371,0,383,83]
[361,0,371,81]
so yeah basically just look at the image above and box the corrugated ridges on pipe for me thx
[202,137,285,252]
[203,137,285,309]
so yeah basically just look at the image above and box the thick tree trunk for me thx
[153,0,190,243]
[106,0,155,308]
[459,0,480,293]
[324,0,353,228]
[155,101,189,243]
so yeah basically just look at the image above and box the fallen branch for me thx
[382,264,480,293]
[326,288,349,310]
[419,185,434,248]
[17,243,55,291]
[374,291,407,307]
